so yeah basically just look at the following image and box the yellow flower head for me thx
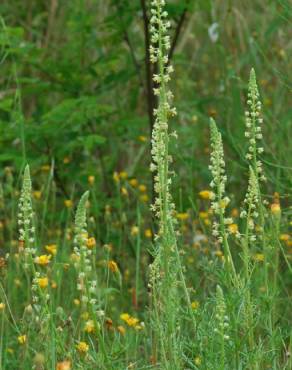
[120,313,139,327]
[35,255,51,266]
[76,341,89,354]
[108,260,118,273]
[270,203,281,215]
[191,301,200,310]
[144,229,152,239]
[138,135,147,142]
[228,223,238,234]
[64,200,73,208]
[113,172,120,183]
[84,320,95,333]
[88,175,95,185]
[117,325,126,335]
[138,184,147,193]
[129,178,138,187]
[121,187,128,197]
[119,171,128,180]
[176,212,189,221]
[37,277,49,289]
[51,281,57,289]
[0,303,5,311]
[81,312,89,320]
[33,191,42,200]
[41,165,50,172]
[131,226,139,236]
[280,234,290,242]
[199,211,208,219]
[73,298,80,306]
[194,356,202,366]
[18,335,27,345]
[120,313,130,321]
[254,253,264,262]
[56,360,71,370]
[86,237,96,249]
[199,190,214,200]
[140,194,149,203]
[45,244,57,255]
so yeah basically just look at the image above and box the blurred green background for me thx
[0,0,291,206]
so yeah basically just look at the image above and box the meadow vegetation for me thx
[0,0,291,369]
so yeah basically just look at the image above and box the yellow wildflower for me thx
[138,135,147,142]
[76,341,89,354]
[228,223,238,234]
[254,253,264,262]
[35,254,51,266]
[119,171,128,179]
[74,299,80,306]
[121,187,128,197]
[199,190,214,200]
[120,313,130,321]
[0,303,5,310]
[63,157,70,164]
[81,312,89,320]
[64,200,73,208]
[194,356,201,366]
[144,229,152,238]
[108,260,118,273]
[33,191,42,200]
[45,244,57,255]
[88,175,95,185]
[270,203,281,215]
[126,317,139,327]
[84,320,95,333]
[199,211,208,219]
[129,178,138,187]
[86,237,96,249]
[38,277,49,289]
[51,281,57,289]
[138,184,147,192]
[280,234,290,243]
[191,301,200,310]
[41,165,50,172]
[131,226,139,236]
[176,212,189,221]
[140,194,149,203]
[120,313,140,327]
[18,335,27,345]
[117,325,126,335]
[56,360,71,370]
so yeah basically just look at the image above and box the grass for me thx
[0,0,291,369]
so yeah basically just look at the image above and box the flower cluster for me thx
[240,167,260,242]
[244,69,266,182]
[149,0,177,233]
[18,165,36,263]
[214,285,230,341]
[209,119,239,241]
[73,191,97,307]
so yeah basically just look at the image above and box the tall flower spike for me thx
[244,68,266,182]
[18,165,36,261]
[74,191,89,240]
[209,118,233,242]
[240,167,260,242]
[74,191,97,306]
[149,0,177,235]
